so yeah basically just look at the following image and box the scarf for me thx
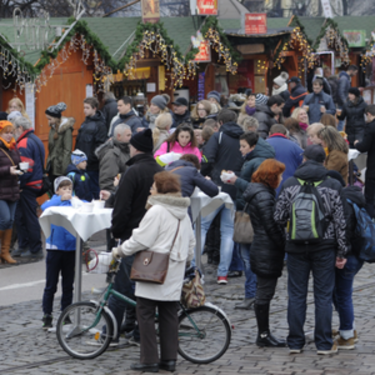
[299,122,309,131]
[245,105,256,116]
[0,136,16,150]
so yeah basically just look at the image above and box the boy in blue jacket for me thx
[41,176,76,329]
[66,149,93,201]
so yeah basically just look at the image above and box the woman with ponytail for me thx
[45,102,75,184]
[153,112,173,152]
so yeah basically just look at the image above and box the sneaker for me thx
[11,247,28,257]
[63,315,72,325]
[289,348,303,354]
[127,336,140,347]
[20,249,44,259]
[335,336,355,350]
[42,314,53,330]
[317,343,338,355]
[332,329,339,339]
[217,276,228,285]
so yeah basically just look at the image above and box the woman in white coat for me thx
[113,171,195,373]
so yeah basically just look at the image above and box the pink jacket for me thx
[154,141,202,162]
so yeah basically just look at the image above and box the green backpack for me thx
[289,179,328,244]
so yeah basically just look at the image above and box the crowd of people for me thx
[0,62,374,371]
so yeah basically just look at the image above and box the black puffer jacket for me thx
[253,105,277,139]
[75,111,107,171]
[0,140,21,201]
[342,186,367,257]
[338,96,366,145]
[101,98,118,132]
[243,183,285,278]
[200,122,244,200]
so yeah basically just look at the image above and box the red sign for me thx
[194,41,211,63]
[196,0,218,16]
[245,13,267,35]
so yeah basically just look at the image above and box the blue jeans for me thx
[107,255,140,341]
[239,243,257,299]
[192,203,234,277]
[0,200,17,230]
[287,250,336,350]
[229,243,244,272]
[42,250,76,315]
[86,170,100,200]
[334,254,364,339]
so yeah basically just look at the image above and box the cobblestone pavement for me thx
[1,242,375,375]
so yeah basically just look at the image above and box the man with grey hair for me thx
[101,91,118,132]
[13,116,45,259]
[239,115,259,132]
[96,123,132,192]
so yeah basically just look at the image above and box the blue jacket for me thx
[66,164,93,201]
[16,129,45,191]
[165,160,219,198]
[234,137,275,210]
[303,90,336,124]
[266,134,303,196]
[41,195,76,251]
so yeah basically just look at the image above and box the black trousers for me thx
[136,297,179,364]
[42,250,76,315]
[365,177,375,218]
[255,276,278,305]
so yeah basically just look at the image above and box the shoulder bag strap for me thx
[0,148,15,166]
[169,166,184,173]
[169,220,181,253]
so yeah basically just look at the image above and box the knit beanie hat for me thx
[7,111,22,122]
[54,176,72,193]
[0,112,8,121]
[0,120,13,132]
[151,95,168,110]
[207,90,221,104]
[130,128,153,153]
[348,87,361,97]
[45,102,67,118]
[255,93,268,106]
[273,72,289,87]
[71,149,88,166]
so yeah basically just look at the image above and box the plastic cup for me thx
[19,162,29,171]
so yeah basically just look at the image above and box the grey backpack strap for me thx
[219,132,223,145]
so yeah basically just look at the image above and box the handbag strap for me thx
[169,220,181,253]
[0,148,15,166]
[169,166,184,173]
[242,203,249,213]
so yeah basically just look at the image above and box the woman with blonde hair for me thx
[318,125,349,184]
[291,107,309,130]
[191,100,212,128]
[7,98,30,120]
[153,112,172,152]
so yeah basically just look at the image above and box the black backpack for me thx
[289,179,328,244]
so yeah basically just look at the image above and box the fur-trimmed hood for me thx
[146,193,190,220]
[57,117,75,134]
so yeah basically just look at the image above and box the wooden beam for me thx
[103,0,141,17]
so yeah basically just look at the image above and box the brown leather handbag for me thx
[130,221,181,284]
[233,203,254,244]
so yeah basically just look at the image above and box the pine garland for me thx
[312,18,349,50]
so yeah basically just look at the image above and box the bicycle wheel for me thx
[56,301,113,360]
[178,305,231,364]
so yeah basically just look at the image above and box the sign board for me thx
[236,44,265,54]
[244,13,267,35]
[196,0,218,16]
[25,83,35,129]
[194,41,211,63]
[320,0,333,18]
[343,30,366,47]
[141,0,160,24]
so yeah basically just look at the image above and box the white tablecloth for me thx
[39,207,113,241]
[190,190,234,223]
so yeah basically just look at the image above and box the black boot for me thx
[254,303,286,347]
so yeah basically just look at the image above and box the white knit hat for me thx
[273,72,289,87]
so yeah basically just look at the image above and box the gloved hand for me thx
[111,246,122,260]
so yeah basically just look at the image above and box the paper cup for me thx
[19,162,29,171]
[93,200,105,211]
[81,203,94,213]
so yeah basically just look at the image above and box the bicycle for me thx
[56,259,232,363]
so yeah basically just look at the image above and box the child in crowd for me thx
[66,149,93,201]
[41,177,76,329]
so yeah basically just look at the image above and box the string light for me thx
[361,38,375,74]
[324,26,350,66]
